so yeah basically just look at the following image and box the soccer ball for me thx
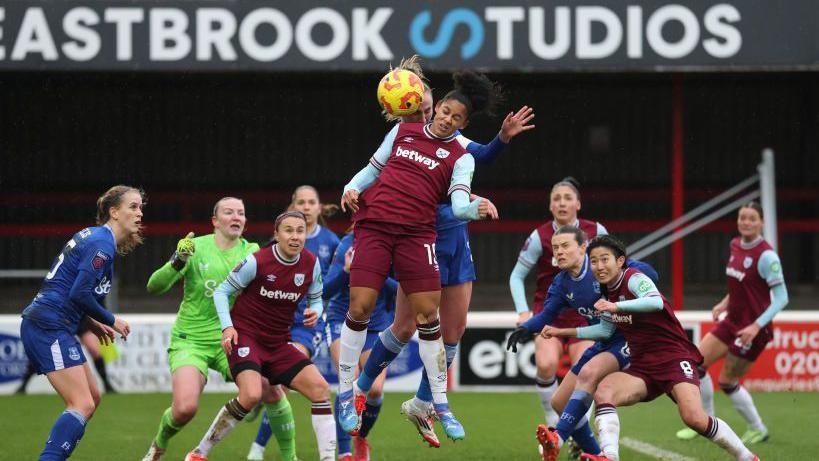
[377,69,424,116]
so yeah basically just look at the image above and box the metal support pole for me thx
[759,149,778,251]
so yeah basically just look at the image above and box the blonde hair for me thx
[290,185,339,226]
[213,196,244,217]
[95,185,145,255]
[382,55,431,123]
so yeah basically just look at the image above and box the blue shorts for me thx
[570,337,631,375]
[291,318,325,358]
[436,225,476,287]
[20,318,87,374]
[327,317,380,351]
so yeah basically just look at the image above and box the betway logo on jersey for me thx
[259,285,301,302]
[726,266,746,282]
[395,146,440,170]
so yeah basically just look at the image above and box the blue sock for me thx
[570,420,601,455]
[39,410,87,461]
[334,395,352,455]
[357,329,406,393]
[358,396,383,438]
[416,342,458,402]
[556,390,600,454]
[254,411,273,446]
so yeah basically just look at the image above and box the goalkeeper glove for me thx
[170,232,195,271]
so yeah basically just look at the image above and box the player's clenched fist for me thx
[170,232,195,270]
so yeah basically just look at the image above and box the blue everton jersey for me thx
[523,256,658,341]
[22,225,116,331]
[294,225,340,323]
[325,233,395,331]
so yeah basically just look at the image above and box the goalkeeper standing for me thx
[142,197,297,461]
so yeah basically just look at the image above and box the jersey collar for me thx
[307,224,322,239]
[423,123,457,142]
[272,244,300,266]
[551,219,580,232]
[740,236,764,250]
[570,255,590,282]
[102,224,116,243]
[607,269,626,292]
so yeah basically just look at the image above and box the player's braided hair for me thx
[587,235,627,267]
[555,225,588,246]
[442,70,504,118]
[95,185,146,255]
[382,55,431,122]
[552,176,581,199]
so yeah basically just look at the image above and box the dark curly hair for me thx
[440,70,504,118]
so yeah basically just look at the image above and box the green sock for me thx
[155,407,185,450]
[266,398,297,461]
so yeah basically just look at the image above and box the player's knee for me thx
[594,381,615,403]
[391,324,415,342]
[680,407,708,432]
[537,362,557,380]
[175,400,199,422]
[307,380,331,403]
[442,324,466,344]
[239,387,262,408]
[89,387,102,408]
[71,397,97,419]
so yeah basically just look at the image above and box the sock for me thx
[556,390,600,454]
[416,319,448,406]
[700,416,755,461]
[93,357,114,392]
[339,314,368,395]
[416,343,457,403]
[700,370,715,417]
[334,395,352,457]
[722,383,766,432]
[311,402,337,461]
[39,410,87,461]
[154,407,184,450]
[197,398,248,456]
[595,404,620,461]
[358,329,406,393]
[359,395,383,438]
[535,376,559,427]
[265,398,297,461]
[254,412,272,447]
[570,418,602,455]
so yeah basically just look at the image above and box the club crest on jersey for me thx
[199,262,209,273]
[68,346,81,361]
[743,256,753,269]
[266,274,277,282]
[551,256,558,267]
[294,273,305,286]
[435,147,450,159]
[318,244,330,259]
[91,251,109,270]
[593,281,601,294]
[238,347,250,358]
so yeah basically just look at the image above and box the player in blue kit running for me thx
[325,229,397,460]
[506,226,657,460]
[247,185,340,461]
[348,57,535,446]
[20,185,143,461]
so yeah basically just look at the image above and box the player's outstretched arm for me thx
[572,319,616,341]
[146,232,195,294]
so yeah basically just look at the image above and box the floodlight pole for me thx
[759,149,778,251]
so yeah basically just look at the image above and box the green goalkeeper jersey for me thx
[147,234,260,344]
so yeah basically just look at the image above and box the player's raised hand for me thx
[303,308,318,328]
[506,326,531,352]
[477,197,499,220]
[594,299,619,313]
[341,189,360,213]
[221,326,238,355]
[343,247,354,273]
[499,105,535,143]
[176,232,195,261]
[112,316,130,341]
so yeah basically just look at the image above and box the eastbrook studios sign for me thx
[0,1,816,71]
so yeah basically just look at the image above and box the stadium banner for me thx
[0,315,423,394]
[0,1,817,72]
[457,311,819,392]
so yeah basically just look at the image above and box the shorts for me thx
[291,318,326,358]
[570,337,631,375]
[20,318,86,374]
[625,355,702,402]
[167,334,231,381]
[710,318,772,362]
[227,330,312,387]
[436,225,476,287]
[350,222,441,294]
[327,317,380,351]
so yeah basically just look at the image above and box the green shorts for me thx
[167,335,231,382]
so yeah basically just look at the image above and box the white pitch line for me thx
[621,437,699,461]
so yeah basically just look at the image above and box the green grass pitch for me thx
[0,391,814,460]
